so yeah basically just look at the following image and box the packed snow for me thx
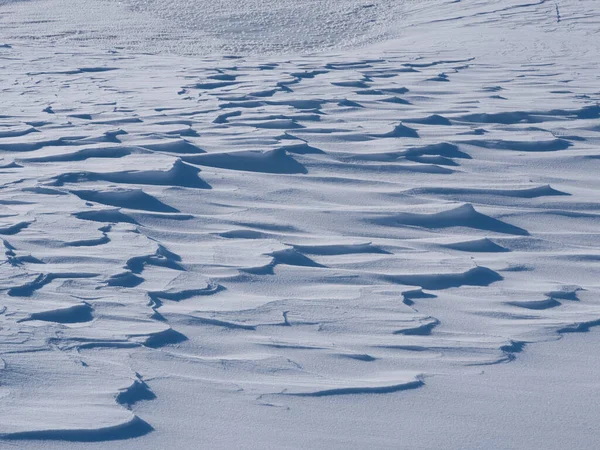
[0,0,599,448]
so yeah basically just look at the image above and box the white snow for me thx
[0,0,599,448]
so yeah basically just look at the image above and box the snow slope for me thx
[0,0,599,448]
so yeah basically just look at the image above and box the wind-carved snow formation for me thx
[0,0,599,447]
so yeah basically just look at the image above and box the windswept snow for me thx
[1,0,600,448]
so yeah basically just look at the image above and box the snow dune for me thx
[0,0,600,448]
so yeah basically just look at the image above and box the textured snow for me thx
[1,0,600,448]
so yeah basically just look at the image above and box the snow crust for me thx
[0,0,599,448]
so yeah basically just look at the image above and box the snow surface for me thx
[0,0,600,448]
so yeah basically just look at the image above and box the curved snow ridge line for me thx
[0,416,153,442]
[239,248,325,275]
[64,225,112,247]
[453,105,600,124]
[281,375,425,397]
[0,129,130,153]
[18,302,94,324]
[507,298,562,310]
[71,189,180,213]
[181,148,307,174]
[369,203,530,236]
[17,145,140,163]
[370,123,420,139]
[462,138,572,152]
[394,318,440,336]
[0,221,31,235]
[49,159,211,189]
[116,377,157,408]
[405,184,569,199]
[73,209,139,225]
[126,245,185,274]
[148,283,224,303]
[7,272,98,297]
[289,242,391,256]
[442,238,510,253]
[141,139,205,155]
[13,378,153,444]
[382,266,503,290]
[51,324,188,350]
[148,282,225,312]
[339,142,470,164]
[0,126,39,139]
[26,67,119,76]
[177,315,257,331]
[557,318,600,334]
[374,338,523,365]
